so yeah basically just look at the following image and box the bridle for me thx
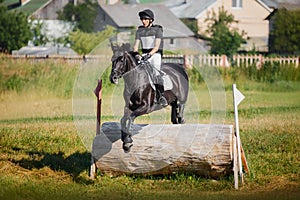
[111,52,142,82]
[112,60,124,79]
[111,54,129,81]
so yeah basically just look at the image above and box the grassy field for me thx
[0,58,299,199]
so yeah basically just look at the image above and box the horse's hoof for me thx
[123,142,133,153]
[123,136,133,143]
[178,117,185,124]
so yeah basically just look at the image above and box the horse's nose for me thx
[110,74,118,84]
[110,75,115,83]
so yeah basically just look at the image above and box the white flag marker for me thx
[234,86,245,106]
[232,84,245,189]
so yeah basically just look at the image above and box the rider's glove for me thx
[142,53,152,61]
[135,54,142,63]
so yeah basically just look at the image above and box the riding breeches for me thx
[145,53,161,76]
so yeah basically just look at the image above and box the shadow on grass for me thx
[12,149,92,183]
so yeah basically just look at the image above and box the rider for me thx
[133,9,168,107]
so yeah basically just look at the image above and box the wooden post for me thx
[220,55,229,67]
[90,79,102,179]
[233,133,239,189]
[94,79,102,135]
[236,54,240,67]
[183,54,187,68]
[198,54,202,66]
[240,144,249,174]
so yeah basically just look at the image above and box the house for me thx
[265,0,300,23]
[165,0,273,52]
[96,2,208,53]
[30,0,70,19]
[265,0,300,32]
[2,0,71,19]
[1,0,77,53]
[12,46,77,56]
[2,0,207,53]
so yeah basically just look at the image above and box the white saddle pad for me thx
[163,74,173,91]
[147,73,173,92]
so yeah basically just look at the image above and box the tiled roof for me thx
[261,0,300,8]
[165,0,279,18]
[101,3,194,38]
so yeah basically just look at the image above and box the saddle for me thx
[138,61,173,91]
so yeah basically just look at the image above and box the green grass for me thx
[0,58,299,199]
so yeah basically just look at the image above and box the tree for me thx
[269,8,300,55]
[58,0,98,33]
[181,18,199,36]
[205,6,245,58]
[31,20,49,46]
[0,3,32,53]
[68,26,115,55]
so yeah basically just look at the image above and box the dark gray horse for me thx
[110,51,189,152]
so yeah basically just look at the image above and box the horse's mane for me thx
[128,51,140,57]
[126,51,140,65]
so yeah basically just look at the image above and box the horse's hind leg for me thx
[171,101,178,124]
[171,102,185,124]
[177,104,186,124]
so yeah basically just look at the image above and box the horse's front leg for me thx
[120,107,135,152]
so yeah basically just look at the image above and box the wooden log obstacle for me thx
[91,122,235,178]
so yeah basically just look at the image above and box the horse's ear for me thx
[122,43,131,52]
[111,43,118,52]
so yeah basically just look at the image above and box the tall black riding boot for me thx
[155,76,168,107]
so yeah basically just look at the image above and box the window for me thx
[170,38,174,45]
[232,0,242,8]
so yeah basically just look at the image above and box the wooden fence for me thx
[184,54,299,68]
[9,54,110,64]
[8,54,300,68]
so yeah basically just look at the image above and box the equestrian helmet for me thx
[138,9,154,21]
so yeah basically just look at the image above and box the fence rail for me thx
[6,54,300,68]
